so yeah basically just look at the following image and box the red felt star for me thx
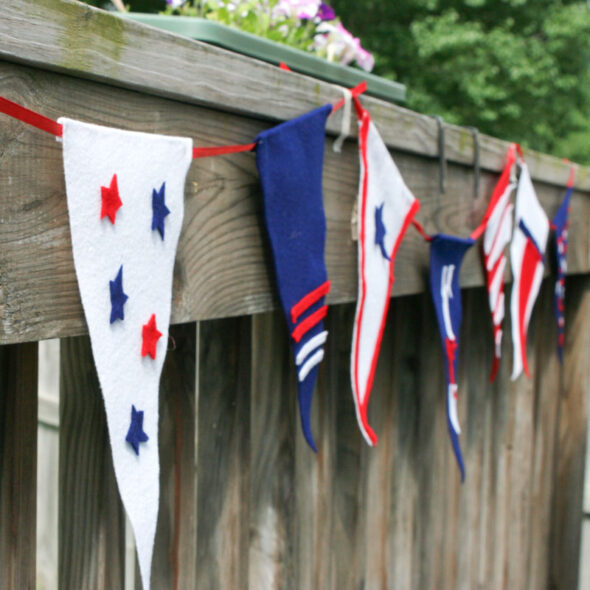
[141,314,162,360]
[101,174,122,224]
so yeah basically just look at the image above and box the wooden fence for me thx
[1,1,589,589]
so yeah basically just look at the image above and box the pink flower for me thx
[316,2,336,21]
[273,0,320,20]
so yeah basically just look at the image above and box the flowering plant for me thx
[163,0,374,72]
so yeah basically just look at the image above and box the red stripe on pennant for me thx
[518,239,543,377]
[291,305,328,343]
[0,96,62,137]
[290,280,331,324]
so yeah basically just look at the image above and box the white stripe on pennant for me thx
[295,330,328,366]
[484,186,513,256]
[489,256,506,312]
[298,349,325,382]
[486,203,513,271]
[493,292,505,326]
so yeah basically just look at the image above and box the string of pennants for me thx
[0,88,576,589]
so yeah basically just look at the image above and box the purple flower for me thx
[317,2,336,21]
[166,0,186,7]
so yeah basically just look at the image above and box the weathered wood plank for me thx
[527,282,561,590]
[150,323,197,590]
[1,63,589,345]
[294,317,334,590]
[0,341,38,590]
[454,287,490,590]
[2,0,590,190]
[410,292,445,590]
[324,304,363,590]
[550,275,590,590]
[249,312,296,590]
[58,335,125,590]
[195,317,250,590]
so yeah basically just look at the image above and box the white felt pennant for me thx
[60,117,192,590]
[351,113,419,446]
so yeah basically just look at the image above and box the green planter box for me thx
[122,14,406,104]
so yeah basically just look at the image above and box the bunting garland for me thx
[0,91,579,491]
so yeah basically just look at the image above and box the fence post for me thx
[59,335,125,589]
[149,322,197,589]
[0,341,38,590]
[550,274,590,590]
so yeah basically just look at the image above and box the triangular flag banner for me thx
[60,118,193,590]
[429,234,475,481]
[255,104,333,452]
[552,185,573,363]
[510,163,549,380]
[482,145,517,381]
[351,106,419,446]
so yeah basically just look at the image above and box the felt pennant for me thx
[481,144,517,381]
[255,104,333,452]
[552,177,574,363]
[60,117,192,590]
[350,103,419,446]
[429,234,475,481]
[510,163,549,380]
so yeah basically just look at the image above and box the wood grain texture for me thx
[195,317,250,590]
[249,311,297,590]
[1,63,589,345]
[326,304,364,590]
[150,322,197,590]
[0,341,38,590]
[59,335,125,590]
[525,282,561,589]
[550,275,590,590]
[2,0,590,190]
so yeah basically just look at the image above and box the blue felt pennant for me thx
[552,187,572,364]
[429,234,475,481]
[255,104,333,452]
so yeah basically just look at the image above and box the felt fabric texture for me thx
[60,117,192,590]
[510,163,549,381]
[351,109,419,446]
[255,104,333,452]
[552,186,572,364]
[429,234,475,481]
[482,147,517,381]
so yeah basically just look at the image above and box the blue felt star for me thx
[109,265,129,324]
[125,405,149,455]
[151,182,170,240]
[375,203,390,261]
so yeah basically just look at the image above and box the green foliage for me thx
[330,0,590,163]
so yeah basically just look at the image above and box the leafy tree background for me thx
[87,0,590,163]
[330,0,590,163]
